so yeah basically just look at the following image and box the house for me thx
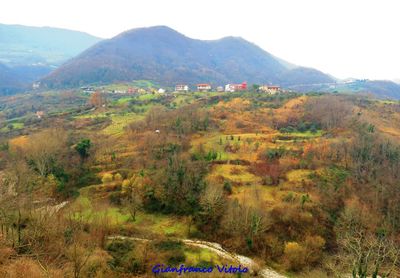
[197,84,211,92]
[113,90,127,94]
[81,86,95,93]
[127,87,139,94]
[36,111,45,119]
[32,82,41,90]
[158,88,166,94]
[259,85,281,94]
[225,82,247,92]
[216,86,224,92]
[175,84,189,92]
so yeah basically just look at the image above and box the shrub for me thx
[106,240,134,257]
[154,240,183,251]
[304,235,325,265]
[284,242,307,271]
[167,250,186,266]
[223,181,232,194]
[102,173,113,184]
[4,258,43,277]
[121,179,131,189]
[109,192,122,205]
[262,175,273,185]
[114,173,123,182]
[283,192,296,203]
[310,125,317,134]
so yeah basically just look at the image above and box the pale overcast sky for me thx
[1,0,399,81]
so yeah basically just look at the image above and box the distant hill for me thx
[289,79,400,99]
[0,63,24,94]
[42,26,334,88]
[0,23,101,67]
[349,80,400,99]
[0,23,101,93]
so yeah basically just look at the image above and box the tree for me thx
[75,139,91,162]
[88,92,105,108]
[197,184,226,234]
[26,129,68,177]
[122,182,142,222]
[336,202,400,278]
[252,84,260,92]
[305,95,353,130]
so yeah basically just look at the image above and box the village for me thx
[82,81,284,95]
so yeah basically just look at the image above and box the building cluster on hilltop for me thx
[175,82,283,94]
[80,82,284,95]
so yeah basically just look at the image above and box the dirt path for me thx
[108,235,286,278]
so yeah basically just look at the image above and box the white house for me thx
[259,85,281,94]
[197,84,211,92]
[175,84,189,92]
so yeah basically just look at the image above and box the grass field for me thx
[0,122,24,132]
[69,187,190,237]
[208,164,261,185]
[102,113,143,135]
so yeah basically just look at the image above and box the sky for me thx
[1,0,399,81]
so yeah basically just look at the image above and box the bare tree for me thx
[336,205,400,277]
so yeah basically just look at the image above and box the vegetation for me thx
[1,89,400,277]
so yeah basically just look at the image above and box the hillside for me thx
[0,23,101,93]
[1,90,400,277]
[0,62,23,94]
[0,23,101,67]
[359,80,400,99]
[41,26,334,88]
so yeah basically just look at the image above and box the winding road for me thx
[108,235,286,278]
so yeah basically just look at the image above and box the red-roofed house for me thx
[225,82,247,92]
[197,84,211,92]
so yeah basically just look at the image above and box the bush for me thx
[310,125,317,134]
[284,242,307,271]
[223,181,232,194]
[109,192,122,205]
[262,175,273,186]
[303,235,325,265]
[77,170,100,187]
[154,240,183,251]
[121,179,131,190]
[106,240,134,258]
[114,173,123,182]
[283,192,296,203]
[167,250,186,266]
[102,173,113,184]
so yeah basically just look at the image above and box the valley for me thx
[1,86,400,277]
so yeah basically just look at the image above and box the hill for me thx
[0,62,24,94]
[352,80,400,99]
[1,90,400,277]
[41,26,334,88]
[0,23,101,67]
[0,23,101,93]
[289,79,400,99]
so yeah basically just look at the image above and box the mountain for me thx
[349,80,400,100]
[0,62,24,94]
[0,23,101,67]
[0,23,101,93]
[41,26,334,88]
[279,67,337,87]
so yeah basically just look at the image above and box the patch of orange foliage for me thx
[9,136,29,152]
[274,96,308,124]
